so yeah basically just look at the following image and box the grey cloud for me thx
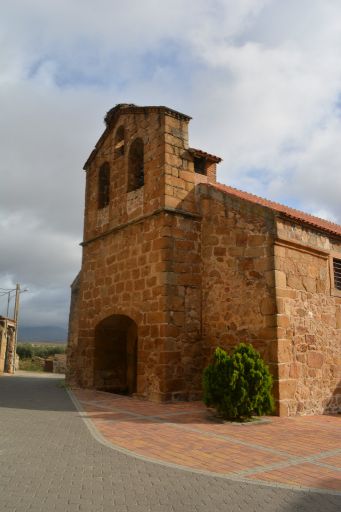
[1,0,341,330]
[0,211,80,287]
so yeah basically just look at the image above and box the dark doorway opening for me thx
[94,315,137,394]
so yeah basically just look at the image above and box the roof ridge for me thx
[105,104,191,126]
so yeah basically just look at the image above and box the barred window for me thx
[333,258,341,290]
[98,162,110,208]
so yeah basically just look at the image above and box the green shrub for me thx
[203,343,274,421]
[19,359,44,372]
[16,343,33,359]
[16,343,66,360]
[33,345,66,358]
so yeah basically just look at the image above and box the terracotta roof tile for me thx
[188,147,222,163]
[206,182,341,238]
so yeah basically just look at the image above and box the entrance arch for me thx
[94,314,137,394]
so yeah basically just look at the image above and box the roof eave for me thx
[188,147,222,163]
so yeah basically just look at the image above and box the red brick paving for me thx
[248,463,341,492]
[319,454,341,469]
[72,389,341,492]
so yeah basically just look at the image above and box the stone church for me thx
[67,103,341,416]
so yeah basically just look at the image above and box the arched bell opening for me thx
[127,138,144,191]
[94,314,137,394]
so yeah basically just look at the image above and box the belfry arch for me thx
[94,314,138,394]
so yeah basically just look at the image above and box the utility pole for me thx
[6,292,11,317]
[12,284,20,373]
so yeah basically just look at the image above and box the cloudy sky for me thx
[1,0,341,332]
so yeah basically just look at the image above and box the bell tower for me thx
[82,104,195,244]
[67,104,221,402]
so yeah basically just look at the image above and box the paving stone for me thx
[0,374,340,512]
[73,387,341,492]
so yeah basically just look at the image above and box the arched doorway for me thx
[94,314,137,394]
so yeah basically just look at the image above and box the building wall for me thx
[72,213,165,399]
[0,320,7,372]
[0,319,16,374]
[197,185,280,402]
[69,107,205,401]
[68,105,341,415]
[83,109,167,244]
[66,274,80,384]
[155,211,203,400]
[274,219,341,415]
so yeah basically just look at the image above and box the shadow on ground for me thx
[281,482,341,512]
[0,374,74,412]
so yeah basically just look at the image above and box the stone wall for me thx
[274,218,341,415]
[83,109,167,244]
[0,319,16,374]
[53,354,66,374]
[68,107,207,402]
[68,104,341,415]
[0,319,7,372]
[73,213,166,399]
[72,207,204,401]
[197,185,280,399]
[155,211,203,400]
[66,273,80,384]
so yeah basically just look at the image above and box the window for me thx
[194,156,207,175]
[114,126,125,158]
[333,258,341,290]
[128,138,144,191]
[98,162,110,208]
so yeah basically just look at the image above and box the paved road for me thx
[0,374,340,512]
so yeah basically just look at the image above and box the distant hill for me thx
[18,325,67,343]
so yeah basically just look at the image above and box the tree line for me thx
[16,343,66,360]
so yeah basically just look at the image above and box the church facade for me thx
[67,104,341,416]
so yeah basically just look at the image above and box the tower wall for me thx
[67,106,205,400]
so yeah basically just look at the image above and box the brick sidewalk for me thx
[72,389,341,493]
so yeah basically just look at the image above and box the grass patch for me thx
[57,380,68,389]
[19,359,44,372]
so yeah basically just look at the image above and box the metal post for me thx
[12,284,20,373]
[3,318,9,372]
[6,292,11,318]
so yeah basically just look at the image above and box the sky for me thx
[1,0,341,331]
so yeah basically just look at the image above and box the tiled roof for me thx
[207,182,341,238]
[188,147,222,163]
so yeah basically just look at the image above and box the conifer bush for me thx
[203,343,274,421]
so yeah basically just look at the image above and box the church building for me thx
[67,104,341,416]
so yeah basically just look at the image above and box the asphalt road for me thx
[0,373,340,512]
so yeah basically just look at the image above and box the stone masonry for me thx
[67,104,341,416]
[0,316,16,374]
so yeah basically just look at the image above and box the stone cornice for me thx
[275,237,329,259]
